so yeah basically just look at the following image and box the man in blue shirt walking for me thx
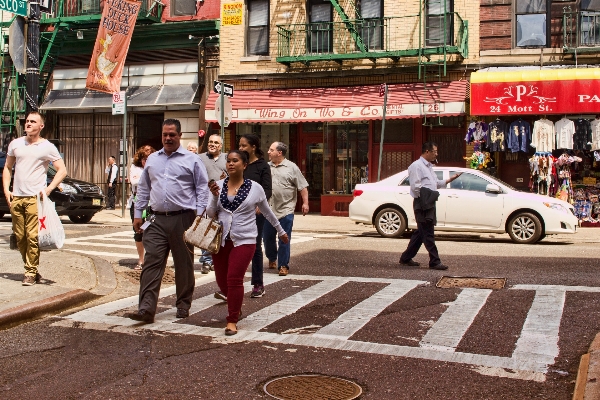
[399,142,462,270]
[128,119,209,323]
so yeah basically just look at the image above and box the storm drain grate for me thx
[436,276,506,290]
[263,374,362,400]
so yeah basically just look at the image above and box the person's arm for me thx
[45,158,67,196]
[409,164,423,198]
[194,160,209,216]
[299,187,309,215]
[444,172,462,186]
[134,166,150,219]
[257,197,289,243]
[2,155,15,207]
[261,162,272,200]
[206,180,220,218]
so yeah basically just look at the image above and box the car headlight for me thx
[59,183,78,195]
[544,202,570,215]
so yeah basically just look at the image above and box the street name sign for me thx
[213,81,234,97]
[0,0,28,16]
[112,91,126,115]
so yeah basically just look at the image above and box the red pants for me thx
[212,240,256,323]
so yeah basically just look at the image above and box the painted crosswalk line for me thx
[53,275,600,382]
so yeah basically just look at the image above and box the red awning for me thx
[205,81,467,123]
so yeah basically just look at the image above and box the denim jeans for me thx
[263,213,294,269]
[199,250,213,266]
[251,213,266,286]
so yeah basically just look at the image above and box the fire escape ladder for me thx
[328,0,368,53]
[38,25,68,103]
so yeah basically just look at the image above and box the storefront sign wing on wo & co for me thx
[471,68,600,116]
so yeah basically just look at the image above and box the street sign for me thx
[112,91,126,115]
[213,81,234,98]
[0,0,28,16]
[214,96,233,127]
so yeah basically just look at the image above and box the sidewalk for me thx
[0,247,116,329]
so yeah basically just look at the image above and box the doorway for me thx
[299,132,324,212]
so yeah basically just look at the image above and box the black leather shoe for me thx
[399,259,420,267]
[429,263,449,270]
[176,308,189,318]
[128,309,154,323]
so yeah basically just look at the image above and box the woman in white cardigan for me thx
[207,150,289,336]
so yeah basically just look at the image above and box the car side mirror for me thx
[485,184,502,194]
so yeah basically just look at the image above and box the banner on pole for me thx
[86,0,141,94]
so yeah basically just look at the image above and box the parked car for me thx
[349,167,579,244]
[0,152,105,223]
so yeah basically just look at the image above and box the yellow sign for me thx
[222,2,243,25]
[583,177,597,185]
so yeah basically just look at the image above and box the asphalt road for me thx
[0,221,599,399]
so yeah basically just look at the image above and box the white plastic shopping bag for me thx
[37,192,65,249]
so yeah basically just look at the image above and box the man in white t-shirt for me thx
[2,112,67,286]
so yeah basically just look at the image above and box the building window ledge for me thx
[240,56,272,62]
[480,48,564,57]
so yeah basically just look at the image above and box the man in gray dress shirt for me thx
[399,142,461,270]
[128,119,209,323]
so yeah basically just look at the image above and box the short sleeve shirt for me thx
[268,158,309,220]
[7,137,62,196]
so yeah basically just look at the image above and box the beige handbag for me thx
[183,214,223,254]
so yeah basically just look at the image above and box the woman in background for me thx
[129,145,156,270]
[207,150,288,335]
[239,134,272,298]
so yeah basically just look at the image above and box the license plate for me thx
[93,199,101,205]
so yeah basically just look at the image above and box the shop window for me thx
[308,0,333,53]
[449,172,490,192]
[303,122,324,132]
[515,0,548,47]
[581,0,600,46]
[428,132,464,163]
[324,123,368,194]
[247,0,269,55]
[171,0,196,16]
[425,0,454,47]
[400,171,444,186]
[373,119,414,143]
[357,0,383,50]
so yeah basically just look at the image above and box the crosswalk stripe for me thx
[239,278,348,331]
[419,288,492,352]
[513,289,566,365]
[314,280,422,340]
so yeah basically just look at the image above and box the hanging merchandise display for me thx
[464,151,492,170]
[554,117,575,150]
[507,118,531,153]
[573,118,593,151]
[487,118,508,151]
[531,117,555,153]
[591,117,600,151]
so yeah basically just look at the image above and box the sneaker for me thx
[35,273,42,283]
[209,263,214,271]
[278,266,289,276]
[250,285,265,298]
[201,263,211,274]
[268,260,277,269]
[214,291,227,301]
[22,275,36,286]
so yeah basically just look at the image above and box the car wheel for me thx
[375,208,407,238]
[507,212,542,244]
[68,214,94,224]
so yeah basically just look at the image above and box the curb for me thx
[0,251,118,330]
[573,332,600,400]
[0,289,98,330]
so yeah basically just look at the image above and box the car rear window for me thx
[400,171,444,186]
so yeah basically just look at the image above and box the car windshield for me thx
[478,170,516,190]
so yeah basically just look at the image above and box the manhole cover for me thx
[436,276,506,290]
[263,374,362,400]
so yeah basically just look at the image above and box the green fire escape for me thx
[0,0,164,136]
[277,0,468,75]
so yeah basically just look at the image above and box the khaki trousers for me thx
[11,196,39,276]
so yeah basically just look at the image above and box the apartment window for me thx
[172,0,196,16]
[308,0,333,53]
[581,0,600,46]
[247,0,269,55]
[425,0,453,46]
[515,0,548,47]
[358,0,383,50]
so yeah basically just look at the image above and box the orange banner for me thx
[86,0,141,93]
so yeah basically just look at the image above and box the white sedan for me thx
[349,167,578,244]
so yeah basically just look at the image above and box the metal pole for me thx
[220,85,225,144]
[377,83,388,182]
[25,0,40,115]
[121,93,127,218]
